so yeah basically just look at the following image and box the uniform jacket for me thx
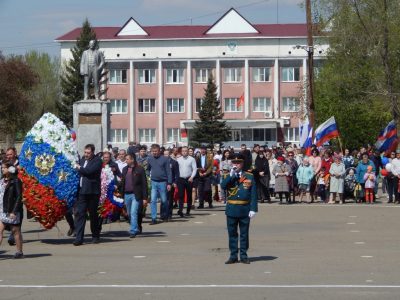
[221,171,258,218]
[121,164,148,200]
[78,155,102,195]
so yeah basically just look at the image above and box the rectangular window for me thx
[166,69,184,84]
[166,98,184,113]
[241,129,252,141]
[252,97,271,112]
[224,98,242,112]
[110,99,128,114]
[195,98,204,113]
[253,129,265,141]
[138,98,156,113]
[138,69,156,84]
[110,129,128,143]
[252,67,271,82]
[195,69,211,83]
[265,128,277,141]
[109,69,127,84]
[282,97,300,112]
[138,129,156,143]
[281,67,300,82]
[224,68,242,83]
[167,128,181,142]
[284,127,300,142]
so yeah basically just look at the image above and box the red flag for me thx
[236,93,244,108]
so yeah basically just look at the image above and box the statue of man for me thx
[80,40,105,100]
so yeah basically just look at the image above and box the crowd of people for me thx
[0,141,398,257]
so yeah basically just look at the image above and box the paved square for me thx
[0,203,399,299]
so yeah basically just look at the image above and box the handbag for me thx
[1,212,21,225]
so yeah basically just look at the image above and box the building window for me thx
[224,68,242,83]
[138,69,156,84]
[281,67,300,82]
[110,99,128,114]
[166,69,184,84]
[195,98,204,113]
[167,128,181,142]
[110,129,128,143]
[109,69,127,84]
[252,97,271,112]
[282,97,300,112]
[138,98,156,113]
[284,127,300,142]
[224,98,242,112]
[252,67,270,82]
[166,98,184,113]
[139,129,156,143]
[228,128,277,142]
[195,69,211,83]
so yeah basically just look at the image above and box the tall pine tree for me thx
[57,19,97,127]
[191,75,230,148]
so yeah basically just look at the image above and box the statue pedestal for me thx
[73,100,109,155]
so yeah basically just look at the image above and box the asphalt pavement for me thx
[0,200,400,300]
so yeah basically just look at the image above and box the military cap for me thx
[231,153,245,163]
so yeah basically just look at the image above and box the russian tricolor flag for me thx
[314,116,339,147]
[375,120,398,152]
[299,121,313,156]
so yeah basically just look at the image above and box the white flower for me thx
[8,166,16,174]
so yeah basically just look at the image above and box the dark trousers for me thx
[226,216,250,260]
[387,176,398,203]
[256,177,270,201]
[198,176,212,207]
[65,208,74,230]
[177,177,193,214]
[167,185,175,218]
[74,193,100,243]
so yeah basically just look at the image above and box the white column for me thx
[129,61,135,142]
[274,58,279,119]
[244,59,250,119]
[302,57,308,119]
[187,60,192,120]
[158,60,164,145]
[216,59,221,98]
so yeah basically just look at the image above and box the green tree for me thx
[0,53,38,146]
[313,0,400,149]
[58,18,97,127]
[191,75,230,148]
[25,51,60,127]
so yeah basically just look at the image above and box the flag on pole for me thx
[236,93,244,108]
[314,116,339,146]
[300,121,313,156]
[375,120,398,152]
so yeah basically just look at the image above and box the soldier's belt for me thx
[227,200,250,205]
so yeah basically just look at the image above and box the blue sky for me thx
[0,0,305,57]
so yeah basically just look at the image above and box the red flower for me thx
[18,169,67,229]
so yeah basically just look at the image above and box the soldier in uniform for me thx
[221,153,258,264]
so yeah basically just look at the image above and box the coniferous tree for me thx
[191,75,230,148]
[57,19,97,127]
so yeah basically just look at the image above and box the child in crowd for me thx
[316,167,330,203]
[344,168,357,202]
[296,157,314,203]
[363,165,376,204]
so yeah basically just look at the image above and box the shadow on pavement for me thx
[249,256,278,263]
[0,253,52,260]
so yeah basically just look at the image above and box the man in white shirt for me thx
[176,146,197,216]
[116,149,128,174]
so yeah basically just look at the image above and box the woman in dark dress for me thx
[254,152,271,203]
[0,161,24,258]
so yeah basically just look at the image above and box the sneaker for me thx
[129,234,136,239]
[14,252,24,259]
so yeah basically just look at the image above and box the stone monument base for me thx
[73,100,109,155]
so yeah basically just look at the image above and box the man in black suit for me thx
[73,144,103,246]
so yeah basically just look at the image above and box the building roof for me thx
[56,23,308,41]
[55,8,308,42]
